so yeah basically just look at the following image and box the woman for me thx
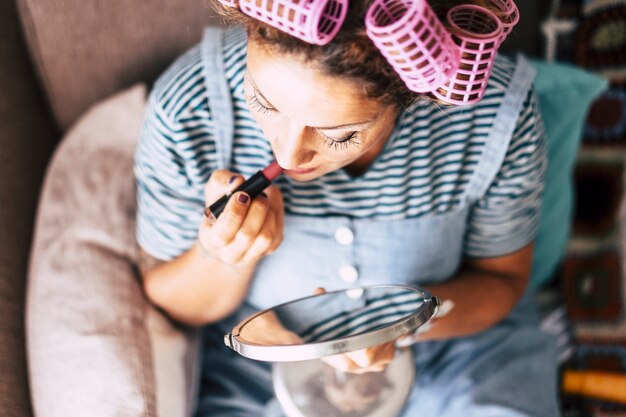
[135,0,559,415]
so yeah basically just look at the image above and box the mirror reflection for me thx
[235,286,427,346]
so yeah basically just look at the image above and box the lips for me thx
[286,167,316,175]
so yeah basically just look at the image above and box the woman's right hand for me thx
[197,169,284,267]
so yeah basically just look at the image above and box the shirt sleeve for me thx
[134,92,206,261]
[465,87,548,258]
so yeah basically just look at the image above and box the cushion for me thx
[529,60,608,288]
[27,84,200,417]
[16,0,223,130]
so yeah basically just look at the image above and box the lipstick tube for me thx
[204,161,283,220]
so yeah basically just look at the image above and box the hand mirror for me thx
[224,285,440,362]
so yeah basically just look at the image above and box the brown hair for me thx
[213,0,496,109]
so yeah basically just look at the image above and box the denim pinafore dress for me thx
[196,27,560,417]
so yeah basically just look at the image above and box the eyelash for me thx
[248,93,274,115]
[320,131,360,151]
[247,91,361,151]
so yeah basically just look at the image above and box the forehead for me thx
[246,41,385,127]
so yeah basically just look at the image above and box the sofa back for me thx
[17,0,223,130]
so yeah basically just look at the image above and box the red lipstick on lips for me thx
[287,166,316,175]
[204,161,283,220]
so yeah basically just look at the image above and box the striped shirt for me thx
[135,27,546,262]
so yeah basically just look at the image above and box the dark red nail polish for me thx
[238,194,249,204]
[228,175,238,184]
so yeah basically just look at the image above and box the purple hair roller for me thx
[365,0,461,93]
[224,0,349,45]
[432,5,503,105]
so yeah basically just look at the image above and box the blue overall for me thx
[195,28,560,417]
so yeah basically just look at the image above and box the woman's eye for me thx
[248,93,275,115]
[321,131,360,151]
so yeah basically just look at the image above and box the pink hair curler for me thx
[486,0,519,42]
[432,5,503,105]
[365,0,461,93]
[233,0,348,45]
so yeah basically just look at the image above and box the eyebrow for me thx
[246,72,377,131]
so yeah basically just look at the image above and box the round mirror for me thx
[224,285,440,362]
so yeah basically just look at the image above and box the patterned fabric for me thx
[135,27,546,262]
[584,82,626,146]
[543,0,626,415]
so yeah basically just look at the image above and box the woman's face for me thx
[245,40,399,181]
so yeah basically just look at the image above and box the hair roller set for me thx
[216,0,519,105]
[365,0,461,93]
[219,0,348,45]
[433,5,503,104]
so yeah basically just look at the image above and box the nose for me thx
[273,121,316,170]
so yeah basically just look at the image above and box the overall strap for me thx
[464,54,537,202]
[201,26,235,170]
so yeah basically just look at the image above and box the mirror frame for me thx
[224,285,441,362]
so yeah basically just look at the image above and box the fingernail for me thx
[237,194,249,204]
[228,175,239,184]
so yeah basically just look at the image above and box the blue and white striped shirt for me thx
[135,28,546,262]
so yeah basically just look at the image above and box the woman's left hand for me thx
[322,341,396,374]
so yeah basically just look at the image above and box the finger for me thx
[352,343,395,373]
[312,288,327,296]
[350,364,387,374]
[371,342,395,366]
[266,209,284,255]
[263,184,284,210]
[203,191,250,250]
[396,333,416,348]
[345,347,377,368]
[321,354,360,373]
[343,340,396,371]
[264,184,285,228]
[204,170,245,204]
[220,193,271,264]
[239,205,277,264]
[262,185,284,253]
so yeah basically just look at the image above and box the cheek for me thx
[317,144,365,166]
[320,131,384,164]
[360,122,394,154]
[249,112,282,138]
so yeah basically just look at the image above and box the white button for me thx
[334,227,354,245]
[339,265,359,283]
